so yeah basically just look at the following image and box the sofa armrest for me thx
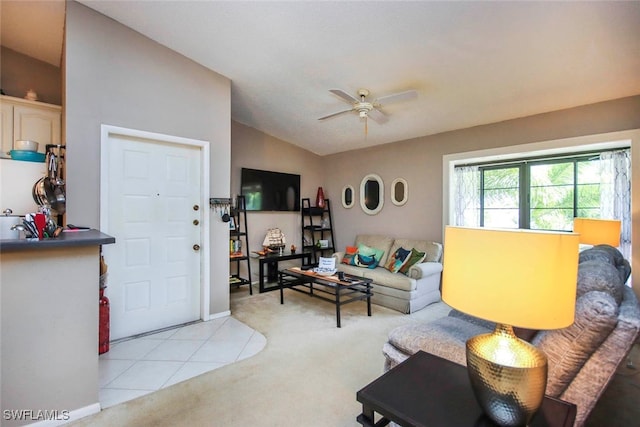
[331,252,344,264]
[407,261,443,280]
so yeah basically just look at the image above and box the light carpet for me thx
[70,287,450,426]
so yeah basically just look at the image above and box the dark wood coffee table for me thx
[278,267,373,328]
[356,350,577,427]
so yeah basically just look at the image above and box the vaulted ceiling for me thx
[4,1,640,155]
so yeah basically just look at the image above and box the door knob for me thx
[193,219,200,226]
[193,244,200,251]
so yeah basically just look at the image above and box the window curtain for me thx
[453,165,481,227]
[599,149,631,259]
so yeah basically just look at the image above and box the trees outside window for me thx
[477,155,608,231]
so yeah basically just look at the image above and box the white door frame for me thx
[100,124,211,322]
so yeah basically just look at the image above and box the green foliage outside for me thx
[482,160,601,231]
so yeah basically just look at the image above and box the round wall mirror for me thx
[342,185,354,209]
[360,173,384,215]
[391,178,408,206]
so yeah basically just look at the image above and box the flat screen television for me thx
[240,168,301,211]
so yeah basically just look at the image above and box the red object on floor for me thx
[99,288,110,354]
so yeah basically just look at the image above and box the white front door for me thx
[102,130,205,340]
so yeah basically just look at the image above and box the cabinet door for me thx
[13,105,61,153]
[1,103,13,155]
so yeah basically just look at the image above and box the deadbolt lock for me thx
[193,244,200,251]
[193,205,200,211]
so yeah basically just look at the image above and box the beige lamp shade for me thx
[442,226,580,330]
[573,218,621,246]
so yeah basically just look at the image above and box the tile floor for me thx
[99,316,266,409]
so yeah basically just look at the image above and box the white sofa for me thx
[331,234,443,313]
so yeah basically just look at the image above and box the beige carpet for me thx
[71,286,639,427]
[71,287,450,426]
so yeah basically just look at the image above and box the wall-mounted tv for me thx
[240,168,301,212]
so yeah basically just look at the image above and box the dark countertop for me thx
[0,229,115,252]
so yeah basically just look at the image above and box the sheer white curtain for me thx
[453,165,481,227]
[599,149,631,259]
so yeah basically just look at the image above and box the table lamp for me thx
[572,217,621,246]
[442,226,579,426]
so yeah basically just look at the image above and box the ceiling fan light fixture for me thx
[318,87,417,127]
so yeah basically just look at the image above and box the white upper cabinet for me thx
[1,95,61,155]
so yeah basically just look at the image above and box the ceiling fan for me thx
[318,88,418,127]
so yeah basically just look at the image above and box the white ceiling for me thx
[4,1,640,156]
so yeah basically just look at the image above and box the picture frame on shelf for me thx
[229,217,236,230]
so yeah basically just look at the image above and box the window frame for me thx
[476,152,606,231]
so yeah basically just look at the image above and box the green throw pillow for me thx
[399,248,427,275]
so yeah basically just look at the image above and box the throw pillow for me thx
[341,246,358,265]
[351,243,385,269]
[385,247,412,273]
[398,248,427,275]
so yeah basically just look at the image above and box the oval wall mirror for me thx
[391,178,408,206]
[360,173,384,215]
[342,185,354,209]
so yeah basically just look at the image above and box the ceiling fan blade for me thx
[376,89,418,105]
[318,108,354,121]
[329,89,359,104]
[367,108,388,124]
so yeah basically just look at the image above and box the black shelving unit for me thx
[301,198,336,265]
[230,195,252,294]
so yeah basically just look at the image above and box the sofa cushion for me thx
[387,316,492,367]
[532,291,619,397]
[579,247,616,265]
[594,244,631,283]
[398,248,426,275]
[366,267,416,291]
[341,246,358,265]
[351,243,385,268]
[448,310,538,342]
[354,235,394,266]
[577,260,624,305]
[389,238,443,263]
[385,247,411,273]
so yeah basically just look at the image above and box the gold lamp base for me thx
[466,324,548,427]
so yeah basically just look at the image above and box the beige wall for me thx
[231,121,324,282]
[65,1,232,315]
[0,46,62,105]
[232,96,640,294]
[322,95,640,293]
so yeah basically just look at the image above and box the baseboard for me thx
[24,402,100,426]
[209,310,231,320]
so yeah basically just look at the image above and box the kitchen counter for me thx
[0,228,115,252]
[1,228,115,426]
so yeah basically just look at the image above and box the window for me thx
[464,151,622,232]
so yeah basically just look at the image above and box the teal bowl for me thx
[9,150,46,163]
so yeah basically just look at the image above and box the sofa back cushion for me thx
[581,245,631,284]
[577,260,624,305]
[532,290,619,397]
[389,238,443,263]
[354,235,394,266]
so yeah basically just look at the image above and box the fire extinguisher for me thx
[99,288,110,354]
[99,255,110,354]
